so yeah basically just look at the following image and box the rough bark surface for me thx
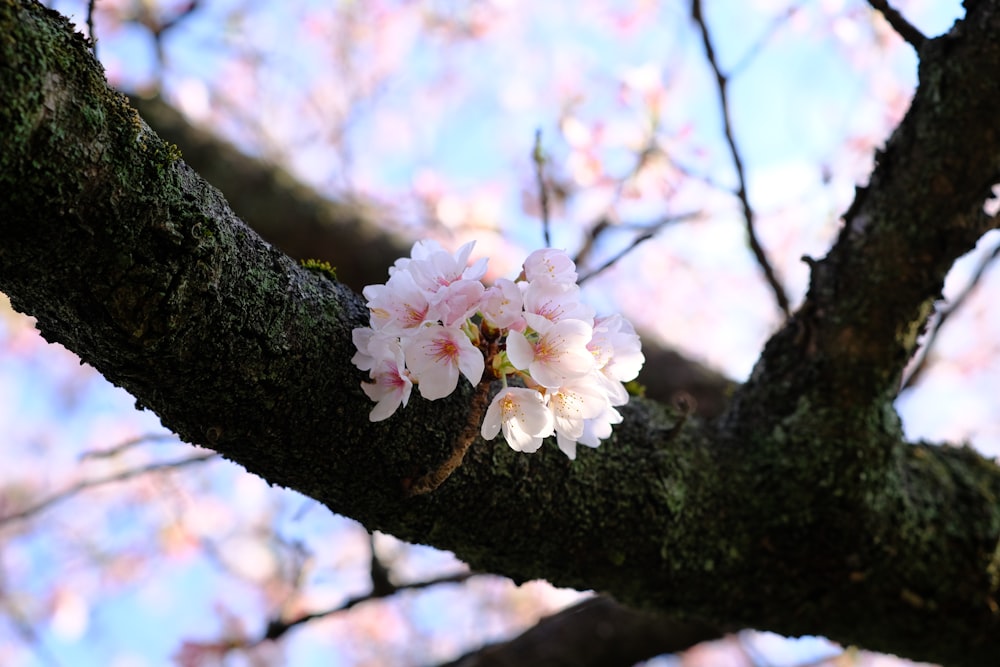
[3,2,1000,665]
[437,596,721,667]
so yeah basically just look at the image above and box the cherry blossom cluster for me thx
[351,240,644,459]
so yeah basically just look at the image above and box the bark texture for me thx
[3,2,1000,665]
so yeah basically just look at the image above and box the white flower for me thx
[579,405,623,447]
[521,280,594,323]
[480,278,523,330]
[506,314,595,388]
[403,323,485,400]
[428,278,485,327]
[351,327,399,372]
[407,240,488,295]
[351,327,378,372]
[589,314,644,383]
[360,348,413,422]
[548,376,610,440]
[481,387,554,452]
[523,248,578,285]
[362,271,430,334]
[557,403,623,458]
[353,241,645,464]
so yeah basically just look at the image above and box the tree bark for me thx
[3,2,1000,666]
[436,596,721,667]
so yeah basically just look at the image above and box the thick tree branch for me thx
[4,2,1000,666]
[437,597,722,667]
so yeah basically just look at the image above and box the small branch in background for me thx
[133,1,201,83]
[868,0,926,50]
[572,139,660,271]
[900,238,1000,390]
[577,211,701,285]
[261,571,476,643]
[578,230,654,286]
[80,432,181,460]
[574,217,612,272]
[0,453,217,526]
[533,129,553,248]
[691,0,791,318]
[86,0,97,57]
[729,6,798,76]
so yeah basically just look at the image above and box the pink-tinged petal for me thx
[549,378,609,440]
[403,324,484,400]
[409,239,445,260]
[505,329,535,371]
[351,327,377,371]
[527,318,595,388]
[361,356,412,422]
[412,362,460,401]
[481,398,504,440]
[429,279,485,327]
[363,272,431,334]
[480,278,523,330]
[591,314,644,382]
[480,388,553,453]
[522,281,594,323]
[407,240,487,295]
[523,248,578,285]
[352,328,401,373]
[457,338,486,385]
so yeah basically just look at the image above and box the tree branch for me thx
[900,236,1000,390]
[436,596,722,667]
[691,0,791,318]
[4,2,1000,665]
[0,453,217,526]
[868,0,927,50]
[261,571,476,643]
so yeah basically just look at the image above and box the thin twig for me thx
[0,453,218,526]
[261,571,476,642]
[80,432,181,460]
[581,230,653,283]
[691,0,791,318]
[577,211,701,285]
[729,6,798,76]
[533,129,552,248]
[868,0,926,50]
[573,141,658,271]
[901,239,1000,390]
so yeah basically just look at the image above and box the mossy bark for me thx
[3,1,1000,665]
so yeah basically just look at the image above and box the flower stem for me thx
[406,378,493,496]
